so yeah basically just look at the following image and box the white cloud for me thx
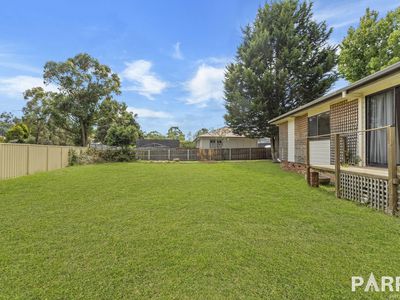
[0,62,41,74]
[121,60,167,99]
[172,42,183,60]
[313,0,398,29]
[128,106,173,119]
[185,64,225,106]
[196,56,232,66]
[0,75,58,98]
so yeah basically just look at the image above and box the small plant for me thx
[68,149,79,166]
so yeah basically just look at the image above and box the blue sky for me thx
[0,0,398,137]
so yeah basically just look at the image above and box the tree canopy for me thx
[339,7,400,82]
[167,126,185,141]
[0,112,19,137]
[6,123,30,143]
[43,53,121,146]
[144,131,166,139]
[96,99,142,145]
[224,0,337,159]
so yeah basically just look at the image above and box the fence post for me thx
[306,138,311,185]
[334,133,341,198]
[147,149,150,160]
[387,126,398,214]
[168,149,171,160]
[26,145,30,175]
[249,148,252,160]
[229,148,232,160]
[187,149,190,161]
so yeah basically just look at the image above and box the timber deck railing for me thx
[306,125,398,215]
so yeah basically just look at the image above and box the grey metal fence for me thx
[136,148,271,161]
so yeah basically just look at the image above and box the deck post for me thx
[387,126,398,214]
[306,137,311,185]
[334,133,341,198]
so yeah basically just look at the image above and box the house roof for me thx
[196,127,248,139]
[136,139,180,148]
[269,61,400,124]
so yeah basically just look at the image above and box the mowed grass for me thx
[1,161,400,299]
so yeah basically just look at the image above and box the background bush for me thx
[68,148,136,166]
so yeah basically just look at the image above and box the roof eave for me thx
[269,61,400,125]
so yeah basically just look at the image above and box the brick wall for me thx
[294,115,308,163]
[279,122,288,161]
[330,100,359,164]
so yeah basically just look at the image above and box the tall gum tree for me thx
[44,53,121,146]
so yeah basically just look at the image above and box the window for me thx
[210,139,222,149]
[308,112,330,137]
[366,88,396,166]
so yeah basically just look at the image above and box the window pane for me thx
[318,112,330,135]
[308,116,318,136]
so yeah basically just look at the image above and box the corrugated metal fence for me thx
[136,148,271,161]
[0,144,86,180]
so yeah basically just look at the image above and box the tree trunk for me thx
[271,135,279,162]
[35,128,40,144]
[80,121,87,147]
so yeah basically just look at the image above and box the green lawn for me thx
[1,161,400,299]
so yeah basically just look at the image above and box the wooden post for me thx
[187,149,190,161]
[229,148,232,160]
[310,171,319,187]
[147,149,150,160]
[249,148,252,160]
[387,126,398,214]
[334,133,341,198]
[168,149,171,160]
[306,138,311,185]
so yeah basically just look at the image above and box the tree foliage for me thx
[144,131,165,139]
[339,7,400,82]
[194,128,209,139]
[0,112,19,137]
[22,87,63,144]
[224,0,337,159]
[6,123,29,143]
[96,99,141,144]
[43,53,121,146]
[105,124,139,148]
[167,126,185,141]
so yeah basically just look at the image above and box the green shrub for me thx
[68,149,79,166]
[98,148,136,162]
[68,148,136,165]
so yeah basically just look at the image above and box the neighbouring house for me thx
[269,61,400,214]
[257,137,271,148]
[195,127,259,149]
[136,139,180,149]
